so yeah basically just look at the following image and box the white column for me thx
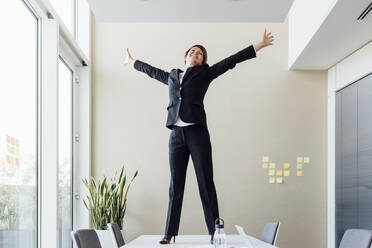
[40,19,59,248]
[327,66,336,248]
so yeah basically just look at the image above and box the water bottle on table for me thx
[213,218,227,248]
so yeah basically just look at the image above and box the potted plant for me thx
[82,165,138,247]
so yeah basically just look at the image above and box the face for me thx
[185,46,204,66]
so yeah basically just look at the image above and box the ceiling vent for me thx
[357,1,372,20]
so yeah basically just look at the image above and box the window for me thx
[0,0,90,246]
[49,0,90,59]
[57,58,74,248]
[76,0,90,58]
[335,74,372,246]
[49,0,76,37]
[0,1,38,247]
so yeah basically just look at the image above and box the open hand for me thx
[254,29,274,52]
[262,29,274,47]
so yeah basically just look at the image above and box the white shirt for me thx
[173,67,195,127]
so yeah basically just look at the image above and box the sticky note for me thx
[269,163,276,169]
[6,155,10,164]
[304,157,310,163]
[262,156,269,162]
[284,163,290,169]
[269,169,275,176]
[284,170,290,177]
[277,170,283,176]
[297,164,303,170]
[276,177,283,184]
[262,163,269,169]
[297,157,303,163]
[297,170,303,177]
[269,177,275,184]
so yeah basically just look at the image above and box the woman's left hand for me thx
[254,29,274,52]
[262,29,274,47]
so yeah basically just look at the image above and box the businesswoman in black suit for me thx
[125,29,274,244]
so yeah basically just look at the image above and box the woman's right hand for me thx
[124,48,135,65]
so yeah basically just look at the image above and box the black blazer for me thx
[134,45,256,129]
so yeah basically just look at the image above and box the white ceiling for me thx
[290,0,372,70]
[88,0,295,22]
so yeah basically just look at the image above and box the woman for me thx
[124,29,274,245]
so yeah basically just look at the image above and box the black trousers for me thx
[165,124,219,235]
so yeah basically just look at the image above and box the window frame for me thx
[17,1,42,248]
[14,1,91,248]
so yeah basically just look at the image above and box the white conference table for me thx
[121,235,277,248]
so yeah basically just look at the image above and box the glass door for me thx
[0,1,38,248]
[57,57,76,248]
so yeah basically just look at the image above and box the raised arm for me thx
[209,29,274,81]
[209,45,256,81]
[124,48,169,85]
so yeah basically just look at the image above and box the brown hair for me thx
[184,44,208,65]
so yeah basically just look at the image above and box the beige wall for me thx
[92,18,327,248]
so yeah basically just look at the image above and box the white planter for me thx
[96,229,125,248]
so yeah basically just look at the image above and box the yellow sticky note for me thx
[6,155,11,164]
[269,177,275,184]
[297,164,303,170]
[269,169,275,176]
[269,163,276,169]
[304,157,310,163]
[262,156,269,162]
[297,157,303,163]
[284,170,290,177]
[276,177,283,184]
[297,170,303,177]
[277,170,283,176]
[284,163,290,169]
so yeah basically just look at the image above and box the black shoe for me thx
[210,235,214,244]
[159,235,176,244]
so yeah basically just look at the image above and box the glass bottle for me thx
[213,218,227,248]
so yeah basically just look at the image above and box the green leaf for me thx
[81,164,138,230]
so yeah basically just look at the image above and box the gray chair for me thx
[108,223,125,248]
[261,221,280,245]
[339,229,372,248]
[70,229,102,248]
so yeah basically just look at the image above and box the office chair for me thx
[339,229,372,248]
[70,229,102,248]
[108,223,125,248]
[261,221,280,245]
